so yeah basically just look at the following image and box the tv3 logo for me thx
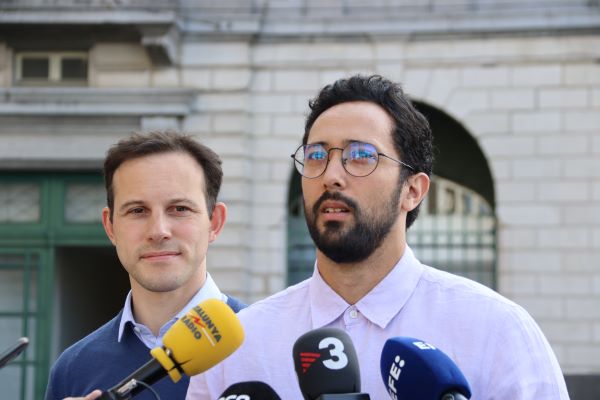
[300,336,349,373]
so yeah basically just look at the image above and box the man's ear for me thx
[401,172,430,212]
[208,202,227,244]
[101,207,116,246]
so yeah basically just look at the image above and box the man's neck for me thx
[129,281,202,336]
[316,239,407,305]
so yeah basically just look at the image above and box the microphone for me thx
[380,337,471,400]
[0,337,28,370]
[217,381,282,400]
[99,299,244,399]
[292,327,370,400]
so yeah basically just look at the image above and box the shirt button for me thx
[349,309,358,319]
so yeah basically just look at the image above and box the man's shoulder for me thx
[237,278,312,320]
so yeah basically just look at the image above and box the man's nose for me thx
[147,212,171,242]
[321,148,347,189]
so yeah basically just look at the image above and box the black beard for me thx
[304,188,401,264]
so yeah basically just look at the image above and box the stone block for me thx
[95,70,151,87]
[538,181,589,202]
[565,206,600,225]
[182,115,211,135]
[464,112,510,135]
[497,205,561,226]
[510,296,564,319]
[446,88,490,119]
[460,66,510,88]
[495,182,536,202]
[273,114,305,138]
[538,88,589,109]
[563,252,600,273]
[511,159,562,179]
[490,89,535,110]
[566,299,600,319]
[500,250,561,273]
[213,113,248,133]
[489,159,511,180]
[538,135,588,156]
[565,158,600,178]
[274,70,320,92]
[181,68,212,89]
[181,42,249,66]
[498,273,537,295]
[194,93,248,112]
[252,94,295,113]
[212,68,251,90]
[250,115,272,137]
[497,227,537,248]
[480,137,536,157]
[538,275,592,295]
[151,67,180,87]
[250,70,273,92]
[512,111,561,134]
[565,64,600,85]
[140,117,179,131]
[539,228,590,249]
[565,111,600,132]
[540,321,592,342]
[402,68,432,100]
[93,43,150,69]
[251,183,289,205]
[510,65,562,87]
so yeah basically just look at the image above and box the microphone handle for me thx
[441,392,469,400]
[98,359,166,400]
[316,394,371,399]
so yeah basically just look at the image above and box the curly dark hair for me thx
[303,74,433,228]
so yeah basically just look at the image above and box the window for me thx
[15,52,88,86]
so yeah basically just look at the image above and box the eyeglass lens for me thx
[294,141,380,178]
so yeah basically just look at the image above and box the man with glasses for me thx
[187,75,568,399]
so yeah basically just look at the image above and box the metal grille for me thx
[0,251,41,400]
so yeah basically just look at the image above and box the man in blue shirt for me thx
[45,131,245,400]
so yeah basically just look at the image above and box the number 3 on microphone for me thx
[319,337,349,370]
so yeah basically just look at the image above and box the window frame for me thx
[14,51,89,86]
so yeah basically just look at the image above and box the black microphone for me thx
[380,337,471,400]
[217,381,281,400]
[292,327,370,400]
[0,337,28,370]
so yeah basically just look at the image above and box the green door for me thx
[0,173,127,400]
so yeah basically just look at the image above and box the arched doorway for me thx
[286,102,497,288]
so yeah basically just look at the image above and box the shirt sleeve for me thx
[482,303,569,399]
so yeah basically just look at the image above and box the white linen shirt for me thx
[186,247,568,399]
[118,272,228,349]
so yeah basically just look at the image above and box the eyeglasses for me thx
[291,141,416,179]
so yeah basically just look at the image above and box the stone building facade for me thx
[0,1,598,398]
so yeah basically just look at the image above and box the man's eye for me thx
[173,206,191,213]
[128,207,145,215]
[307,151,327,161]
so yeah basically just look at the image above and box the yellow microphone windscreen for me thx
[161,298,244,376]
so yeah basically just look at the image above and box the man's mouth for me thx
[323,207,350,213]
[140,251,180,260]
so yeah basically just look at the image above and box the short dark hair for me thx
[103,131,223,220]
[303,74,433,229]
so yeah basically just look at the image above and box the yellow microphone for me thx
[99,299,244,399]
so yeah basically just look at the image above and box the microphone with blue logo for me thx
[380,337,471,400]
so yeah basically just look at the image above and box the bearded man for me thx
[186,75,568,399]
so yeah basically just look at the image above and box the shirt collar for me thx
[309,245,424,329]
[118,272,225,342]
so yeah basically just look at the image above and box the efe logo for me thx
[386,355,406,400]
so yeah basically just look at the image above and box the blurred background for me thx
[0,0,598,398]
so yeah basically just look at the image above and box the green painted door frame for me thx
[0,172,110,400]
